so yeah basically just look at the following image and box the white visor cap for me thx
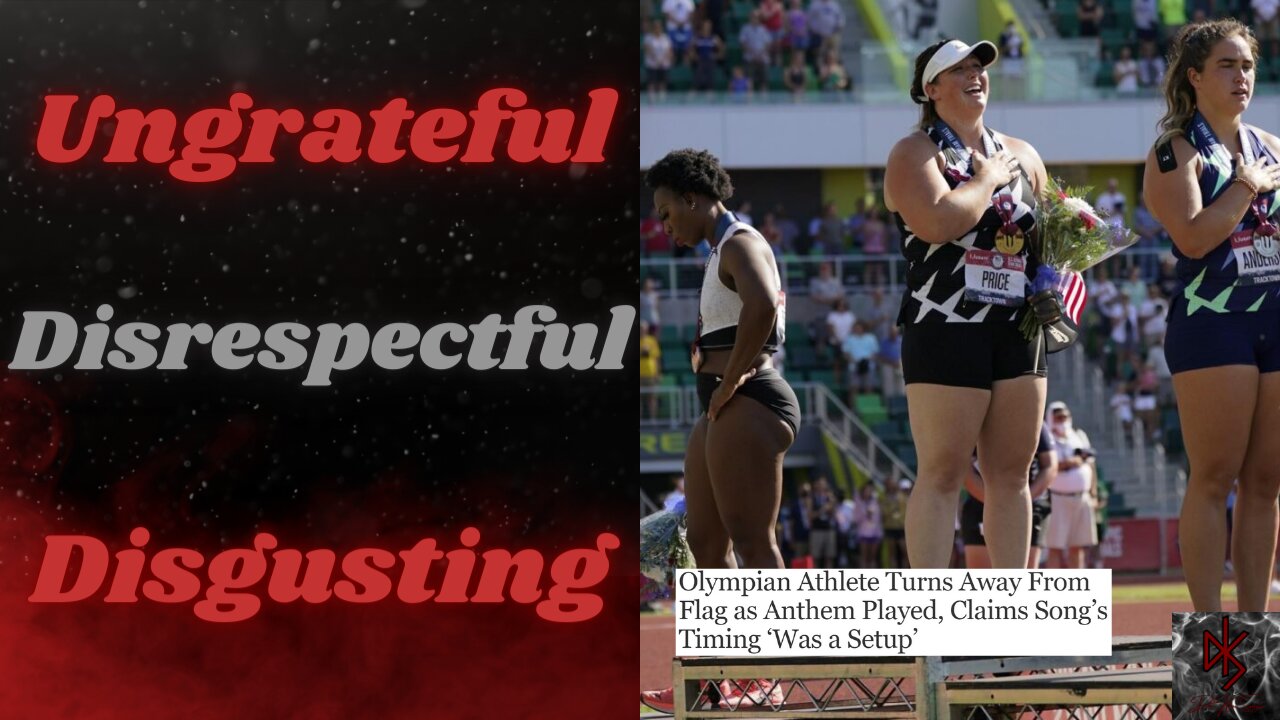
[923,40,999,85]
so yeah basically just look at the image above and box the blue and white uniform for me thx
[1165,112,1280,373]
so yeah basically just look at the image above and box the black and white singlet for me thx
[893,123,1040,325]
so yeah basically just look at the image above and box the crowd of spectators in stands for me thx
[778,476,912,569]
[641,196,902,263]
[810,272,904,404]
[1072,179,1179,448]
[642,0,853,99]
[1086,260,1177,446]
[1057,0,1280,88]
[650,473,912,570]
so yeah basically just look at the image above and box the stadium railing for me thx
[641,381,917,484]
[639,247,1174,299]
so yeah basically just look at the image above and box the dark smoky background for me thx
[1172,612,1280,719]
[0,1,639,717]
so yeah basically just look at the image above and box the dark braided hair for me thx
[644,148,734,201]
[910,39,952,131]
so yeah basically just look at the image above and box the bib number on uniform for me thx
[1231,230,1280,286]
[964,249,1026,306]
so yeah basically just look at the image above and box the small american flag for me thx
[1054,271,1087,325]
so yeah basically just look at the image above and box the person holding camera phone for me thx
[1043,401,1098,568]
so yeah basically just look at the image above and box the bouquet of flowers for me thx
[640,495,694,602]
[1020,179,1139,352]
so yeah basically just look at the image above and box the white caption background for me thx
[674,569,1112,657]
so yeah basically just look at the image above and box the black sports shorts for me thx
[696,368,801,436]
[961,495,1050,547]
[902,321,1046,389]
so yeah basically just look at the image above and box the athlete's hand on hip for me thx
[972,149,1018,188]
[707,367,757,421]
[1235,154,1280,194]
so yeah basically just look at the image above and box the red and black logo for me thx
[1203,616,1248,691]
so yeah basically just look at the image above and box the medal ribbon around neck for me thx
[1251,194,1277,238]
[934,119,1020,237]
[993,192,1020,239]
[1235,119,1279,237]
[1192,111,1278,237]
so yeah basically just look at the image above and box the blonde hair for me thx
[1157,20,1259,146]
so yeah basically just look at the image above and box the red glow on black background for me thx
[0,486,636,719]
[0,0,639,717]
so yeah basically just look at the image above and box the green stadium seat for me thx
[860,410,889,426]
[1056,12,1079,37]
[854,394,888,425]
[886,395,909,417]
[767,65,785,91]
[877,426,907,446]
[655,392,676,417]
[724,44,743,70]
[1100,28,1127,54]
[787,343,817,370]
[668,64,694,91]
[807,369,838,389]
[894,445,917,471]
[1112,0,1134,32]
[660,340,686,356]
[1095,61,1115,87]
[1263,56,1280,82]
[854,394,886,415]
[871,421,897,438]
[1107,491,1126,511]
[659,325,683,344]
[712,66,728,91]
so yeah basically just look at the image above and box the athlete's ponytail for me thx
[911,40,952,131]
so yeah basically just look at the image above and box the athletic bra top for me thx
[696,211,786,351]
[1170,114,1280,317]
[894,124,1040,325]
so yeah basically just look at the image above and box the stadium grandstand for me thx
[639,0,1280,576]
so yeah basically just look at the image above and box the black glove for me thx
[1029,288,1079,354]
